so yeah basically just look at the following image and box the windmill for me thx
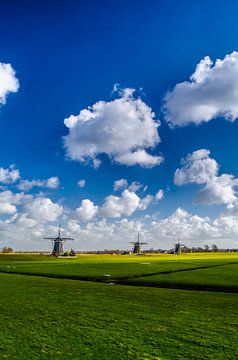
[130,232,148,254]
[44,224,74,257]
[174,238,185,255]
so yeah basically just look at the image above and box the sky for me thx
[1,0,238,251]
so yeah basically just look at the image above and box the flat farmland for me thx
[0,253,238,283]
[0,253,238,359]
[126,263,238,292]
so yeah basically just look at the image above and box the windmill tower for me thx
[130,232,148,255]
[44,225,74,256]
[174,238,185,255]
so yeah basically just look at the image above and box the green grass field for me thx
[0,252,237,283]
[0,253,238,359]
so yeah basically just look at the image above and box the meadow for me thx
[0,253,238,359]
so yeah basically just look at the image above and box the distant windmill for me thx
[174,238,185,255]
[44,224,74,257]
[130,232,148,255]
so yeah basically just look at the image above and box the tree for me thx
[2,246,13,253]
[69,248,76,256]
[211,244,218,252]
[204,244,209,252]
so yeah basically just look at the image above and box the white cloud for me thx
[127,181,143,192]
[138,194,153,210]
[2,203,238,250]
[115,149,163,168]
[174,149,218,185]
[57,207,238,250]
[175,149,238,205]
[63,87,162,167]
[0,165,20,184]
[149,207,215,244]
[46,177,60,188]
[114,179,145,193]
[155,189,164,201]
[225,201,238,216]
[164,51,238,126]
[101,190,140,218]
[75,199,98,221]
[113,179,128,191]
[77,179,86,188]
[101,189,152,218]
[0,190,27,214]
[195,174,238,205]
[0,62,19,105]
[17,176,60,192]
[0,215,46,249]
[92,159,101,169]
[0,190,26,205]
[0,202,17,215]
[24,197,63,222]
[63,217,145,251]
[15,213,38,228]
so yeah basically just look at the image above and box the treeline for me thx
[1,247,14,253]
[77,245,238,254]
[2,245,238,254]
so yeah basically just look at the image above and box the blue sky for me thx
[1,0,238,250]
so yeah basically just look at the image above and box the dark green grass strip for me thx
[116,279,238,293]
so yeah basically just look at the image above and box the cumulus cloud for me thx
[17,176,60,192]
[24,197,63,222]
[114,179,145,193]
[150,207,215,243]
[175,149,238,205]
[115,150,163,168]
[0,215,45,249]
[77,179,86,188]
[164,51,238,126]
[195,174,238,205]
[0,190,27,214]
[14,213,39,229]
[2,203,238,250]
[138,194,153,210]
[101,190,140,218]
[101,189,152,218]
[0,62,19,105]
[92,159,101,169]
[127,181,143,192]
[113,179,128,191]
[0,165,20,184]
[63,87,162,167]
[0,203,16,214]
[65,217,145,251]
[174,149,218,185]
[75,199,98,221]
[155,189,164,201]
[46,177,60,188]
[86,209,217,250]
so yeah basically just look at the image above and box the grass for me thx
[127,263,238,292]
[0,273,238,360]
[0,253,238,359]
[0,252,238,282]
